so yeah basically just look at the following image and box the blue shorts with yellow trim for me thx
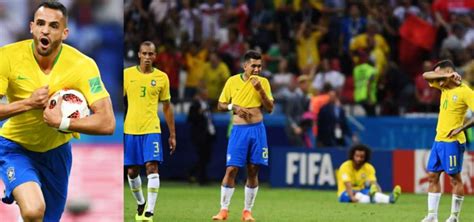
[124,133,163,166]
[0,136,71,222]
[427,141,465,175]
[226,121,269,167]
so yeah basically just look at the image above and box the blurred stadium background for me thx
[0,1,123,221]
[123,0,474,221]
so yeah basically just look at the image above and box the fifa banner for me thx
[393,150,474,194]
[269,148,393,192]
[270,148,474,194]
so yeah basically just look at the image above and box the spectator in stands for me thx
[219,28,246,73]
[393,0,420,23]
[283,75,311,147]
[339,3,366,54]
[184,42,208,100]
[312,57,345,94]
[296,21,327,73]
[179,0,200,42]
[350,20,390,65]
[317,92,356,147]
[249,0,276,52]
[187,88,216,185]
[415,61,440,112]
[272,58,295,95]
[155,40,182,104]
[353,51,377,116]
[310,83,334,139]
[199,0,224,40]
[202,51,231,110]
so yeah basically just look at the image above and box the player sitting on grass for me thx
[337,144,401,204]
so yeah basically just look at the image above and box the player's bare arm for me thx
[43,96,115,134]
[162,100,176,155]
[250,77,273,113]
[0,86,49,120]
[422,69,461,86]
[218,102,254,120]
[344,182,358,203]
[448,117,474,138]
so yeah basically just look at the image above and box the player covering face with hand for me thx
[0,1,115,221]
[337,144,401,204]
[421,60,473,222]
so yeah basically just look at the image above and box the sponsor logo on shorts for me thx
[7,167,15,182]
[227,154,231,162]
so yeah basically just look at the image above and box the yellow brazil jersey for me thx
[296,31,322,70]
[218,74,273,108]
[429,82,474,143]
[337,160,376,196]
[202,61,230,100]
[124,66,170,135]
[0,40,110,152]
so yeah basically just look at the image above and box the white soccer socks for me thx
[146,173,160,213]
[220,186,235,210]
[128,175,145,205]
[449,194,464,219]
[427,192,442,219]
[244,186,259,211]
[354,192,371,203]
[373,192,390,203]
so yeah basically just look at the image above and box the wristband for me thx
[59,117,71,131]
[227,103,233,111]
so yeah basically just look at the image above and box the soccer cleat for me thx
[142,212,153,221]
[390,185,402,203]
[421,216,438,222]
[445,215,458,222]
[212,209,229,220]
[241,210,255,222]
[135,202,147,221]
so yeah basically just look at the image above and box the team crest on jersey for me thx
[151,80,156,86]
[361,173,366,180]
[452,95,458,102]
[7,167,15,182]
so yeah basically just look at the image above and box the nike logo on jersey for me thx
[17,75,28,80]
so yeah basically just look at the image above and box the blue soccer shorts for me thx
[427,141,465,175]
[0,136,72,222]
[339,188,370,203]
[124,133,163,166]
[226,121,269,167]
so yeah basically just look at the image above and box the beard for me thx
[34,37,61,57]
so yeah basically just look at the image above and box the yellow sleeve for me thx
[262,78,273,101]
[79,59,110,105]
[367,164,377,182]
[463,87,474,111]
[0,48,10,95]
[160,75,171,101]
[218,78,232,103]
[339,164,352,183]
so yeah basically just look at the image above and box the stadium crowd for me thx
[124,0,474,113]
[123,0,474,147]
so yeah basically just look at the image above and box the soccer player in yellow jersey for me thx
[124,41,176,221]
[212,50,273,222]
[0,2,115,221]
[421,60,472,222]
[337,144,401,204]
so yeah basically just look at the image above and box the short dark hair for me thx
[36,1,68,19]
[433,59,455,71]
[243,50,262,62]
[140,41,155,48]
[348,144,371,163]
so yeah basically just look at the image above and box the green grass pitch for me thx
[124,182,474,221]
